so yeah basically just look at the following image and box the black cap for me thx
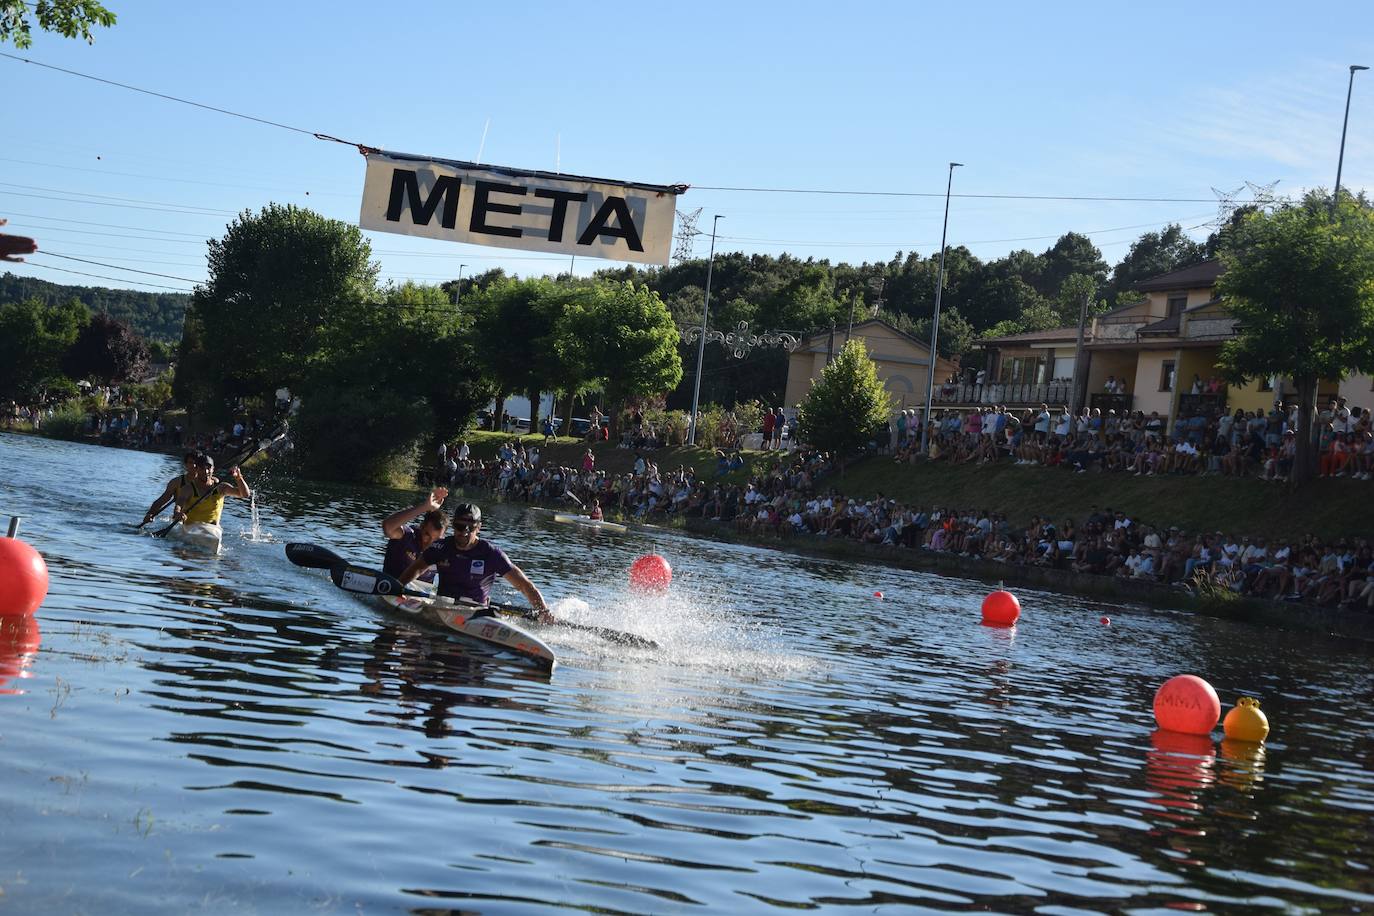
[451,502,481,523]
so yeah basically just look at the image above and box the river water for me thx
[1,432,1371,914]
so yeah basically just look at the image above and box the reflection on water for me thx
[1,431,1372,913]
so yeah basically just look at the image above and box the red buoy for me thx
[0,537,48,617]
[1100,616,1111,626]
[1153,674,1221,736]
[873,591,884,600]
[0,614,41,694]
[981,590,1020,627]
[629,554,672,593]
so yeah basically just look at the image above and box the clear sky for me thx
[3,0,1372,295]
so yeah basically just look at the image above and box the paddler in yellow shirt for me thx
[171,453,252,528]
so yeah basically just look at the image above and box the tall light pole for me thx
[920,162,962,458]
[455,264,467,307]
[1334,64,1369,214]
[687,214,723,445]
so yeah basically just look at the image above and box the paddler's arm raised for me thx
[503,566,552,622]
[383,486,448,539]
[223,466,251,499]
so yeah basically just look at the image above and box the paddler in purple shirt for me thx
[381,486,450,583]
[397,502,552,621]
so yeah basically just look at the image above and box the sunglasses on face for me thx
[453,521,479,533]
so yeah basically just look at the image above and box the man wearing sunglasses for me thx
[397,503,551,621]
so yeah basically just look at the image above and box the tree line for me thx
[174,204,682,485]
[0,296,152,403]
[0,272,189,344]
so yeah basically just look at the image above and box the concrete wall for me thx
[783,323,956,411]
[1085,350,1138,398]
[1132,350,1179,418]
[1228,376,1274,416]
[1339,374,1374,412]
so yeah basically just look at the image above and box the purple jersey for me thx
[383,524,436,582]
[420,537,514,604]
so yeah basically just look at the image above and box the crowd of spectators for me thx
[890,395,1374,482]
[437,435,1374,613]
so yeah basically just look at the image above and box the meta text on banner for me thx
[358,152,683,266]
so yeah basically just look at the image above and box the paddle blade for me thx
[285,543,347,570]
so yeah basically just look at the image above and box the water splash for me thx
[548,590,817,679]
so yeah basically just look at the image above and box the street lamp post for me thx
[1334,64,1369,214]
[920,162,963,458]
[687,215,723,446]
[455,264,467,307]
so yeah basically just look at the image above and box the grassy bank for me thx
[459,433,1372,540]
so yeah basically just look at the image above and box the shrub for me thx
[43,400,92,441]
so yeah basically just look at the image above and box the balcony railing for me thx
[933,381,1074,406]
[1089,393,1133,414]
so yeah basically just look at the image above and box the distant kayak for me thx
[552,513,629,533]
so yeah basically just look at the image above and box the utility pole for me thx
[920,162,963,458]
[687,215,723,445]
[846,291,857,341]
[1334,64,1369,215]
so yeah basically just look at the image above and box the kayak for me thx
[376,582,557,671]
[172,521,223,553]
[553,513,629,534]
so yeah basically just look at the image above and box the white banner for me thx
[359,151,682,265]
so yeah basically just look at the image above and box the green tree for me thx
[796,338,892,467]
[556,280,683,432]
[62,312,148,385]
[470,277,573,432]
[297,282,494,482]
[1036,233,1109,299]
[1,0,115,47]
[181,204,378,413]
[1108,224,1205,306]
[0,296,88,400]
[1218,192,1374,483]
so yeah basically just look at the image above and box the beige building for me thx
[783,319,960,410]
[975,259,1366,428]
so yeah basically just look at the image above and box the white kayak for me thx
[377,582,557,671]
[172,521,223,553]
[553,513,629,534]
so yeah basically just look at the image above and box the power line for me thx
[0,156,352,197]
[0,189,231,216]
[692,185,1220,203]
[0,182,232,214]
[2,210,209,236]
[0,50,356,145]
[5,52,1235,206]
[20,261,194,291]
[38,251,203,283]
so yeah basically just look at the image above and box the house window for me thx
[1259,377,1273,392]
[1167,295,1187,317]
[1160,360,1176,392]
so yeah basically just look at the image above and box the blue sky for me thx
[3,0,1372,295]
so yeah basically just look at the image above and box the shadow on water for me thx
[1,432,1372,913]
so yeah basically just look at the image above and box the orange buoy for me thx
[981,590,1020,627]
[629,554,672,593]
[0,536,48,617]
[1222,697,1270,743]
[1153,674,1221,736]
